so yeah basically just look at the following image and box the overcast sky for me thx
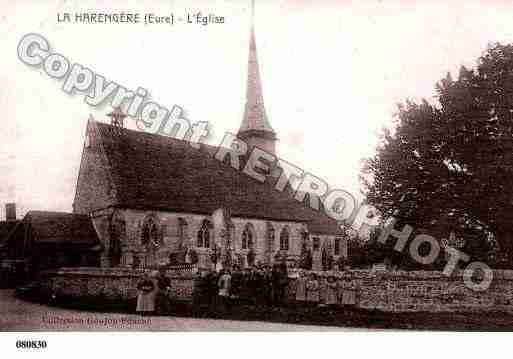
[2,0,513,220]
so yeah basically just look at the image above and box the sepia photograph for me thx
[2,0,513,355]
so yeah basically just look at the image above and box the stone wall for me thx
[41,268,513,313]
[40,267,195,302]
[287,269,513,312]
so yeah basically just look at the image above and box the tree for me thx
[362,43,513,266]
[347,227,412,269]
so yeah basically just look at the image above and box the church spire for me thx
[238,0,277,155]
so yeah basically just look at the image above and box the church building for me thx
[72,7,348,271]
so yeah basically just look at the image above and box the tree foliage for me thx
[362,43,513,266]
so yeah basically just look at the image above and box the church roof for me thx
[88,121,342,235]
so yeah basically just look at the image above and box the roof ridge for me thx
[94,120,221,153]
[26,210,89,216]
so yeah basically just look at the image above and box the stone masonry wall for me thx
[287,269,513,313]
[43,268,513,313]
[40,267,195,302]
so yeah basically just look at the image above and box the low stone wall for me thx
[287,269,513,312]
[40,267,513,313]
[39,267,195,302]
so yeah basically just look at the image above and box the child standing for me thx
[295,271,307,308]
[306,273,320,308]
[326,276,338,308]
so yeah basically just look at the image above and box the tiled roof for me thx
[93,121,343,235]
[25,211,99,245]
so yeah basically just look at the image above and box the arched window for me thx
[141,215,161,249]
[280,226,290,251]
[241,223,254,250]
[197,220,212,248]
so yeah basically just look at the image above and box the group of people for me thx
[294,272,358,308]
[135,265,359,316]
[193,263,290,311]
[136,268,171,316]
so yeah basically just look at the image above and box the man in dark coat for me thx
[156,267,172,315]
[271,264,281,306]
[240,268,253,305]
[263,265,273,307]
[248,266,261,306]
[254,266,266,307]
[192,271,204,309]
[272,262,289,307]
[206,270,219,309]
[230,265,243,305]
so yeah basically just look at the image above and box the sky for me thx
[2,0,513,220]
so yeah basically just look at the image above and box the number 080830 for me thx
[16,340,47,349]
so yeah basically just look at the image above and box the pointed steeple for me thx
[238,0,277,155]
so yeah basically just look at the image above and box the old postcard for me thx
[1,0,513,356]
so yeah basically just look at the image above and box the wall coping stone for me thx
[41,267,195,279]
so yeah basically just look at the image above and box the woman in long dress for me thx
[136,272,158,316]
[347,279,358,305]
[295,271,307,307]
[305,274,320,308]
[319,275,328,306]
[341,278,357,306]
[325,276,338,308]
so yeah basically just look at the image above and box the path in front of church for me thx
[0,290,355,331]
